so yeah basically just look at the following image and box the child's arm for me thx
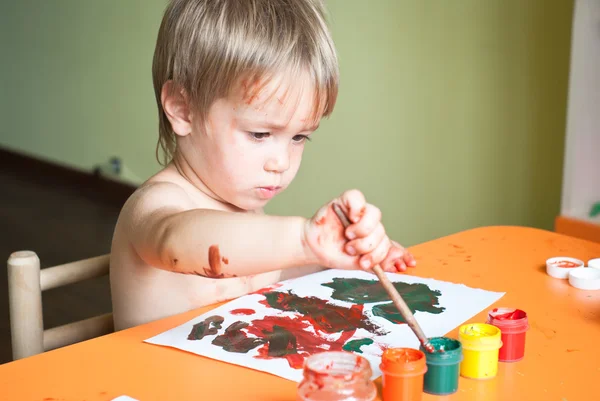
[125,182,312,278]
[124,182,414,278]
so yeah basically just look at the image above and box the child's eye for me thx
[292,135,311,144]
[250,132,270,140]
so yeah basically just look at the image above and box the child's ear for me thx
[161,81,192,137]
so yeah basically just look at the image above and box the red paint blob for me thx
[490,308,527,320]
[551,260,580,268]
[230,308,256,316]
[245,315,355,369]
[251,283,283,295]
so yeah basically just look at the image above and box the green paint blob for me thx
[322,278,445,325]
[342,338,374,353]
[371,298,444,325]
[263,325,298,358]
[187,315,224,340]
[211,321,266,353]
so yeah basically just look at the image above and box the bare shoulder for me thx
[111,176,201,269]
[120,180,195,228]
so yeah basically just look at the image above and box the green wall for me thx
[0,1,574,246]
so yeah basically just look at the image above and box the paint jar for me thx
[379,348,427,401]
[419,337,462,395]
[458,323,502,380]
[486,308,529,362]
[297,351,377,401]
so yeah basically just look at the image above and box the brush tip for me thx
[423,342,435,353]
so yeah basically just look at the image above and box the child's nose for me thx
[264,150,291,173]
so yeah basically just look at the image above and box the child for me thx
[109,0,416,331]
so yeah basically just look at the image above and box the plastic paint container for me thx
[458,323,502,380]
[380,348,427,401]
[486,308,529,362]
[546,257,584,279]
[419,337,462,395]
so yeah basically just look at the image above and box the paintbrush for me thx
[332,203,435,353]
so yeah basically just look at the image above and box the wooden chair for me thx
[7,250,114,360]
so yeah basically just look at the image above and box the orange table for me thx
[1,226,599,401]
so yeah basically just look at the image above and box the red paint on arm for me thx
[203,245,226,278]
[315,205,346,248]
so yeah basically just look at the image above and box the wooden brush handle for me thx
[371,265,429,341]
[331,203,433,350]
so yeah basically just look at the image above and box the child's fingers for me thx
[404,251,416,267]
[340,189,366,223]
[394,259,408,272]
[381,245,408,272]
[358,237,390,270]
[391,240,416,267]
[345,204,381,239]
[345,224,385,255]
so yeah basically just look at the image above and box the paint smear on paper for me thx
[211,321,266,353]
[342,338,374,353]
[210,315,357,369]
[260,290,386,334]
[193,281,447,369]
[208,289,390,369]
[322,278,445,324]
[187,315,224,340]
[231,308,256,316]
[372,301,444,324]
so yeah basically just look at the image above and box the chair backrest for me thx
[7,250,113,360]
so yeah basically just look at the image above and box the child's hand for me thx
[303,189,416,272]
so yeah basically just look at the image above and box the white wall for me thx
[561,0,600,221]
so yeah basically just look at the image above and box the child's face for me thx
[185,72,322,211]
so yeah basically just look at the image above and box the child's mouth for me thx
[257,186,282,199]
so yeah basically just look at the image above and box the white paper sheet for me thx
[145,269,504,382]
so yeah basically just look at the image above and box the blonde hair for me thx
[152,0,339,166]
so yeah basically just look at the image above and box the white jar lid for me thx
[546,257,584,279]
[587,258,600,270]
[568,267,600,290]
